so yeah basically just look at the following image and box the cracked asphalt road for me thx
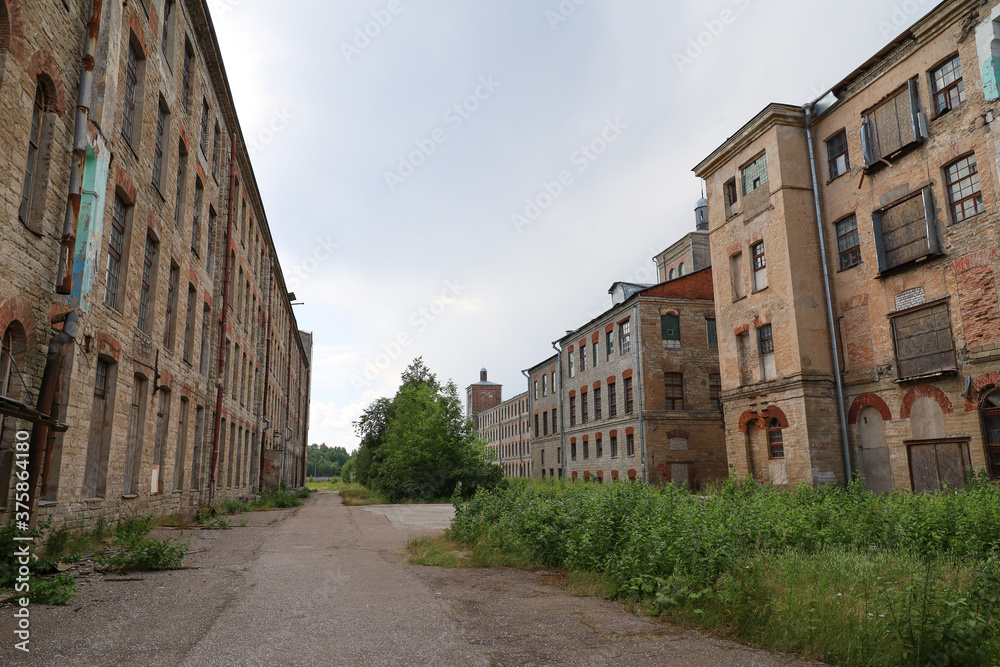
[2,492,820,666]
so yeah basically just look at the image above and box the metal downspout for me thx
[633,302,645,482]
[551,342,564,479]
[208,134,238,508]
[804,103,853,485]
[56,0,103,294]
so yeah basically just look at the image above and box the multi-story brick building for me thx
[0,0,311,529]
[527,355,561,480]
[466,367,501,419]
[654,200,712,282]
[694,0,1000,491]
[473,390,531,478]
[539,267,727,487]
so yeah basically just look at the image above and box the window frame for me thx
[709,373,722,412]
[104,195,129,309]
[706,318,718,350]
[871,186,940,274]
[826,129,850,181]
[750,240,767,291]
[624,376,634,414]
[929,53,965,116]
[944,153,984,224]
[741,153,768,196]
[664,373,684,411]
[835,214,862,270]
[767,418,785,459]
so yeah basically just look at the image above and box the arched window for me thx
[678,262,686,276]
[668,268,676,280]
[767,417,784,459]
[982,389,1000,479]
[19,85,47,230]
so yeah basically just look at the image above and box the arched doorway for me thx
[982,389,1000,479]
[858,406,892,492]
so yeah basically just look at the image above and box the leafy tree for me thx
[306,443,351,478]
[367,359,503,502]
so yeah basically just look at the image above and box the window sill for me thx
[732,295,747,303]
[826,171,850,185]
[171,489,183,494]
[751,285,769,294]
[836,260,862,273]
[894,369,957,384]
[38,500,57,507]
[122,494,138,500]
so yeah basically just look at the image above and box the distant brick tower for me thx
[466,367,502,418]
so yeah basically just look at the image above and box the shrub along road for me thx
[0,493,818,666]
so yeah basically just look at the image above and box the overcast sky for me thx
[207,0,935,452]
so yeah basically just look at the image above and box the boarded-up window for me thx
[861,80,923,167]
[908,440,969,492]
[872,188,940,272]
[661,314,680,342]
[724,178,738,218]
[891,300,956,379]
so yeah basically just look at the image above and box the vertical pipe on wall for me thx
[804,103,853,485]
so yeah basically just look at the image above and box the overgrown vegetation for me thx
[449,475,1000,667]
[93,515,188,573]
[352,358,503,503]
[0,519,79,605]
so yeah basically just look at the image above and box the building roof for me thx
[559,267,715,345]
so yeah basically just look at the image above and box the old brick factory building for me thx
[694,0,1000,491]
[0,0,311,528]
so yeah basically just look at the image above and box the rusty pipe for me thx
[56,0,103,295]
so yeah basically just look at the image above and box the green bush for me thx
[451,477,1000,666]
[94,514,188,573]
[0,519,79,606]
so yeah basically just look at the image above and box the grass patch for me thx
[408,535,469,567]
[338,484,388,506]
[450,475,1000,667]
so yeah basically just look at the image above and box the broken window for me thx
[724,178,739,218]
[826,129,850,180]
[626,433,635,457]
[19,85,48,231]
[891,300,956,380]
[105,196,129,309]
[741,154,768,195]
[596,437,603,457]
[138,235,158,334]
[664,373,684,410]
[610,435,618,458]
[945,154,983,223]
[122,42,141,146]
[860,80,924,168]
[569,395,576,427]
[568,350,575,378]
[872,188,940,273]
[751,241,767,291]
[737,331,752,385]
[758,323,775,381]
[930,54,965,115]
[836,214,861,270]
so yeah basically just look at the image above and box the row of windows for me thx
[569,433,635,461]
[660,313,718,349]
[567,322,631,379]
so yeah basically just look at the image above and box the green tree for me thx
[368,358,502,502]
